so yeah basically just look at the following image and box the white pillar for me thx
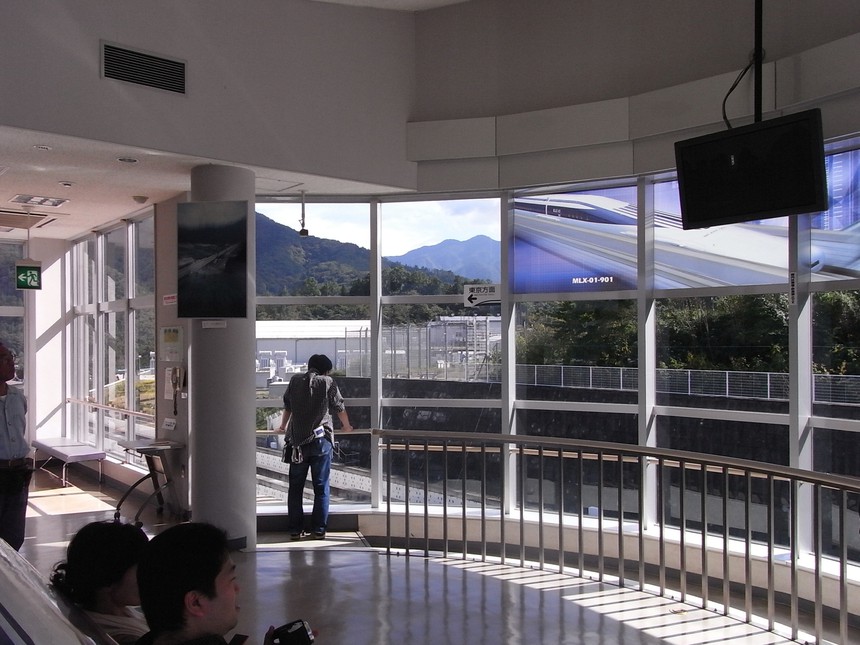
[188,164,257,549]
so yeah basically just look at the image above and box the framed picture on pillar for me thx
[177,200,248,318]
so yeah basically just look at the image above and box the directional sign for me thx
[15,260,42,290]
[463,283,501,307]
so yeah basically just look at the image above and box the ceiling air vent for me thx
[102,42,186,94]
[0,210,49,229]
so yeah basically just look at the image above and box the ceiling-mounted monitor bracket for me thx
[754,0,763,122]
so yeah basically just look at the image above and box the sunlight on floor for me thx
[26,486,115,517]
[432,557,806,645]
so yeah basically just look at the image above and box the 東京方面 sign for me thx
[463,284,500,307]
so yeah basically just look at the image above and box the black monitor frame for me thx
[674,109,828,230]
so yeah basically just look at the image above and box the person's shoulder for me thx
[134,632,155,645]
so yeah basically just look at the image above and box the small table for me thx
[116,439,185,526]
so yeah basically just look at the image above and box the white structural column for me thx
[188,164,257,548]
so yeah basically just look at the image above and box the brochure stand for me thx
[115,439,186,526]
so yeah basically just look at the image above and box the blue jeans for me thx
[287,438,332,533]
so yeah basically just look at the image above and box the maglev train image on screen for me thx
[514,195,640,226]
[514,193,860,284]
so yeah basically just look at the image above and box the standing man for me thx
[0,342,29,551]
[279,354,352,540]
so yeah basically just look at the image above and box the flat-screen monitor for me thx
[674,108,828,230]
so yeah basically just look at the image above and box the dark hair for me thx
[50,521,149,610]
[137,522,230,635]
[308,354,332,374]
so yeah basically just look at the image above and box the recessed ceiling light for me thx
[117,157,138,164]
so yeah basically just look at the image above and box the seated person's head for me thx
[51,520,149,610]
[136,522,239,640]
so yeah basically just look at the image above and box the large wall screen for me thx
[810,148,860,281]
[512,186,637,294]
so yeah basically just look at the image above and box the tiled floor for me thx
[16,465,832,644]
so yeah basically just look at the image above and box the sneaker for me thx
[290,531,305,541]
[313,530,326,540]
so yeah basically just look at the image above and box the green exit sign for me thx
[16,261,42,290]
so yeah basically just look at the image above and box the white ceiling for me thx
[0,126,409,242]
[0,0,474,243]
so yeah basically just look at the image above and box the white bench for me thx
[32,437,106,487]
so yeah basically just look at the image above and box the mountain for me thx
[256,213,370,296]
[384,235,500,282]
[255,213,491,296]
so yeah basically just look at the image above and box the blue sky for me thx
[256,198,501,256]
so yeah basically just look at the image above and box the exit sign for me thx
[15,261,42,290]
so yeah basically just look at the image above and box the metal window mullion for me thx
[423,441,430,557]
[481,443,487,562]
[814,484,823,643]
[443,441,449,557]
[519,444,526,566]
[598,451,604,581]
[680,459,687,603]
[538,445,545,570]
[404,439,411,556]
[576,450,584,576]
[385,438,392,554]
[722,466,730,616]
[558,448,565,575]
[767,474,775,631]
[617,454,625,588]
[462,441,468,559]
[744,470,752,623]
[840,489,849,645]
[701,463,709,610]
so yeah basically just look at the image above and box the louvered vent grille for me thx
[103,43,185,94]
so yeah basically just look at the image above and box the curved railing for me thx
[373,429,860,643]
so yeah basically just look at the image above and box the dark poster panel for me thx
[177,201,248,318]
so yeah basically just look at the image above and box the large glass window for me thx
[53,135,860,563]
[0,243,23,308]
[103,226,126,301]
[655,295,790,410]
[380,198,500,296]
[516,299,637,403]
[68,216,155,454]
[0,243,25,381]
[255,202,370,296]
[134,217,155,296]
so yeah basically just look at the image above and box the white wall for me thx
[413,0,860,121]
[0,0,416,191]
[407,31,860,192]
[28,238,68,440]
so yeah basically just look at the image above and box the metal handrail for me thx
[374,428,860,644]
[66,397,155,421]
